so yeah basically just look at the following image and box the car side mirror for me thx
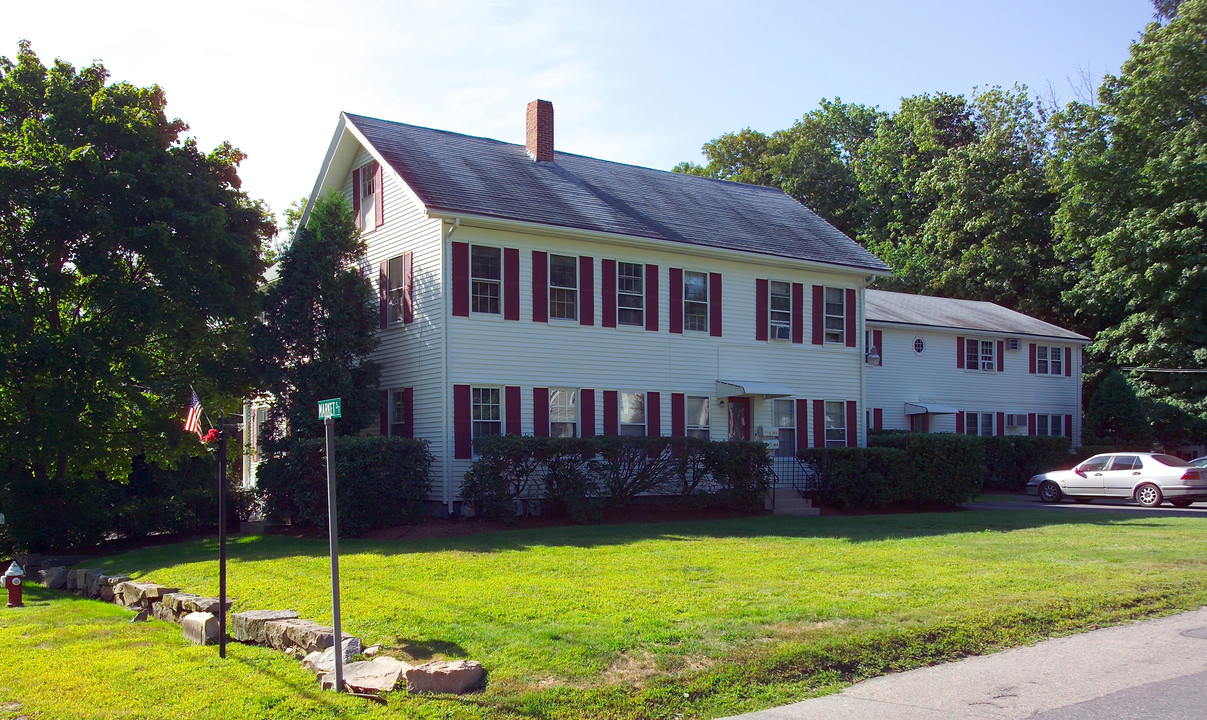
[1074,468,1086,478]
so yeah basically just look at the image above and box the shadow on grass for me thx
[393,637,468,660]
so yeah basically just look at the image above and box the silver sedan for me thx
[1026,453,1207,508]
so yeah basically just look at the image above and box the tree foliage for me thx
[0,41,273,485]
[253,191,380,455]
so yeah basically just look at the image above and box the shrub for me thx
[668,436,713,501]
[0,465,112,553]
[536,437,601,522]
[461,434,545,522]
[706,440,773,510]
[898,433,985,505]
[588,435,677,505]
[258,436,432,536]
[982,435,1072,490]
[800,447,906,510]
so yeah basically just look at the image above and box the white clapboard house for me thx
[255,101,897,509]
[863,290,1090,447]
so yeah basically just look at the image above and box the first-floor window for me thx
[550,388,577,438]
[1036,414,1063,436]
[774,399,796,455]
[390,391,407,437]
[686,396,709,439]
[472,387,501,440]
[965,411,994,437]
[619,391,646,436]
[824,401,846,447]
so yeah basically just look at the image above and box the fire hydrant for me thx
[3,562,24,607]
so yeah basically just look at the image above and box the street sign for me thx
[318,398,342,420]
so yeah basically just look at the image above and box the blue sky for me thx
[8,1,1155,228]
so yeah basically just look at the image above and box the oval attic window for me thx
[913,337,926,355]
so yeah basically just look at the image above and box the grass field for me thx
[3,508,1207,719]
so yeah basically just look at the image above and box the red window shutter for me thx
[671,393,685,436]
[647,391,661,436]
[1065,414,1073,438]
[669,268,683,334]
[1029,343,1037,374]
[351,168,361,230]
[1028,413,1037,436]
[505,386,521,435]
[454,385,471,459]
[755,278,769,341]
[796,399,809,453]
[374,162,384,228]
[402,387,414,438]
[451,242,469,317]
[956,336,965,368]
[378,260,388,330]
[873,330,883,365]
[846,401,858,447]
[997,341,1004,372]
[380,390,389,435]
[873,407,883,431]
[844,288,856,347]
[956,411,965,434]
[603,390,619,435]
[504,248,520,321]
[996,412,1005,436]
[533,387,550,437]
[532,251,548,322]
[812,399,825,448]
[579,256,594,326]
[645,264,659,332]
[710,272,723,338]
[791,282,804,344]
[812,285,824,345]
[601,259,617,328]
[1065,347,1072,377]
[402,251,413,324]
[580,389,596,437]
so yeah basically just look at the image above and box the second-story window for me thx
[471,246,501,314]
[1037,346,1063,375]
[683,271,709,332]
[617,262,644,326]
[387,255,407,323]
[549,254,578,321]
[824,287,845,344]
[966,338,996,372]
[769,281,791,340]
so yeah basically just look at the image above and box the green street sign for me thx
[318,398,342,420]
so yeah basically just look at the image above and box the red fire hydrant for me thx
[3,562,24,607]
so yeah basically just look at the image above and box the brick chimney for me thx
[526,99,554,162]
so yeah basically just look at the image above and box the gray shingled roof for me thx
[866,289,1089,341]
[346,113,891,273]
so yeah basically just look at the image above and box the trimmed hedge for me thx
[257,436,432,536]
[799,447,907,510]
[462,435,771,522]
[870,431,1073,492]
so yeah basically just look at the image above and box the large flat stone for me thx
[97,575,130,603]
[322,656,409,694]
[114,581,179,608]
[404,660,485,695]
[302,637,363,675]
[38,566,68,589]
[162,592,203,614]
[230,610,299,645]
[262,618,335,653]
[182,612,219,645]
[83,569,106,598]
[185,596,234,614]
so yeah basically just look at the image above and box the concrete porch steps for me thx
[767,487,821,517]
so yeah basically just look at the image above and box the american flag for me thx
[184,389,204,438]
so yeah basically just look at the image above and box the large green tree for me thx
[0,42,273,484]
[253,191,380,455]
[1051,0,1207,429]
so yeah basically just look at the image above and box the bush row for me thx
[256,436,433,536]
[461,435,773,523]
[869,431,1072,491]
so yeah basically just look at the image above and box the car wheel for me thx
[1073,497,1093,504]
[1170,498,1194,508]
[1135,483,1164,508]
[1038,481,1062,503]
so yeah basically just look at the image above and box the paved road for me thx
[966,496,1207,517]
[718,608,1207,720]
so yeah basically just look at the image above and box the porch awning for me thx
[716,380,794,398]
[905,402,959,415]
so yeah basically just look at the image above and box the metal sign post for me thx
[218,410,228,659]
[319,398,343,692]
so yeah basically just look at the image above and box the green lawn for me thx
[3,509,1207,719]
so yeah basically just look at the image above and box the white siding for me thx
[865,324,1084,447]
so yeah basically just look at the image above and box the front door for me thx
[727,396,750,441]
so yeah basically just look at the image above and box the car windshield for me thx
[1150,454,1191,467]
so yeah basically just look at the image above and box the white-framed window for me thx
[470,245,501,315]
[683,271,709,332]
[387,255,407,323]
[549,254,578,321]
[358,162,377,229]
[773,399,796,456]
[824,401,846,447]
[390,390,407,437]
[769,281,792,340]
[824,287,845,344]
[619,391,646,436]
[1036,346,1063,375]
[550,388,577,438]
[1036,414,1064,436]
[965,338,996,372]
[914,337,925,355]
[471,387,502,440]
[686,396,710,439]
[965,411,994,437]
[617,262,644,326]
